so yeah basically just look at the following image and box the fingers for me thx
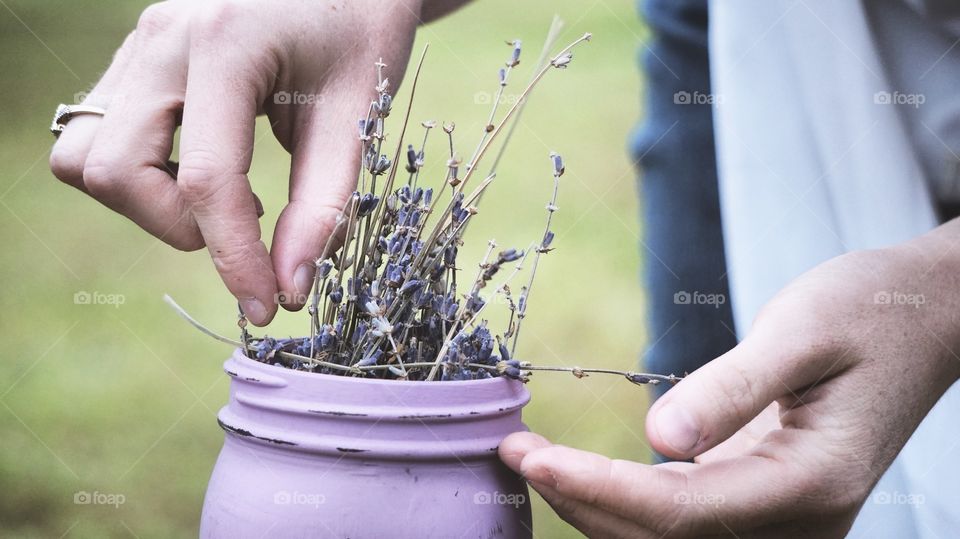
[504,434,819,536]
[532,482,654,539]
[516,443,681,531]
[499,431,553,470]
[270,81,367,310]
[501,433,653,538]
[645,331,828,460]
[82,3,202,250]
[178,9,277,325]
[50,31,135,191]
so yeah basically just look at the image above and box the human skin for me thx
[49,1,960,536]
[49,0,467,325]
[500,218,960,537]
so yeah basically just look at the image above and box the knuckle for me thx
[82,159,124,199]
[177,153,229,204]
[136,2,177,38]
[49,145,85,184]
[190,1,245,41]
[708,363,761,423]
[209,238,265,279]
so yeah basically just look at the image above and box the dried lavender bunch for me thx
[166,30,682,388]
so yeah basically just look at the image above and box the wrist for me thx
[889,219,960,383]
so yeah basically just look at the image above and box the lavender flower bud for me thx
[444,245,457,266]
[507,39,521,67]
[358,118,374,140]
[377,93,393,117]
[370,154,391,176]
[551,52,573,69]
[399,279,423,296]
[498,342,510,362]
[406,144,418,173]
[497,248,522,263]
[317,259,334,279]
[541,230,555,249]
[550,152,564,177]
[496,360,522,380]
[364,300,380,316]
[329,286,343,304]
[465,293,485,313]
[357,193,380,217]
[498,68,507,86]
[352,321,369,346]
[357,349,383,367]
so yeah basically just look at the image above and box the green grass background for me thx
[0,1,651,536]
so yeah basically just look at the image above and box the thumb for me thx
[646,333,819,460]
[271,95,363,310]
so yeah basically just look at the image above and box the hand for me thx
[49,0,429,325]
[501,220,960,537]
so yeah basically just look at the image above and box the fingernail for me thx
[253,196,264,218]
[294,263,315,302]
[522,466,559,489]
[240,298,268,325]
[654,403,701,454]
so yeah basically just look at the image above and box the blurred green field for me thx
[0,1,650,537]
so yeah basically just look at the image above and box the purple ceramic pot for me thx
[200,349,532,538]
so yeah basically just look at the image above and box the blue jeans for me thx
[631,0,736,411]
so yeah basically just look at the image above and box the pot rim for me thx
[230,347,516,388]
